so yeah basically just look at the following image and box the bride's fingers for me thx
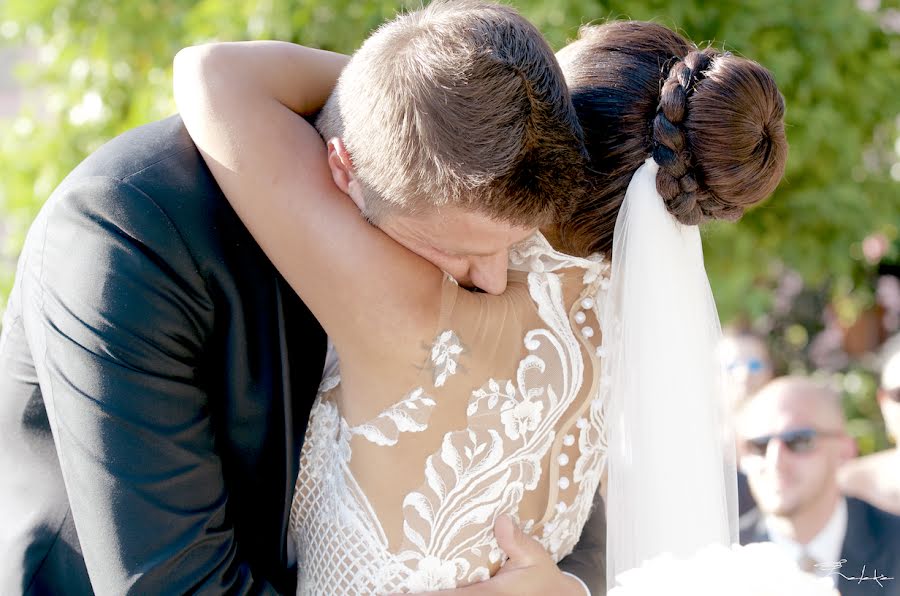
[384,517,556,595]
[386,576,510,596]
[493,514,548,571]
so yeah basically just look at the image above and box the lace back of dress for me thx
[291,233,611,594]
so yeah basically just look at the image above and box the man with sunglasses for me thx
[738,376,900,596]
[839,348,900,515]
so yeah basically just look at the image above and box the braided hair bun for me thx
[654,49,786,225]
[554,21,788,255]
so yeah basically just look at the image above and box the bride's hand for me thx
[391,516,589,596]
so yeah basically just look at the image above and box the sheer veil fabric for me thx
[601,158,740,590]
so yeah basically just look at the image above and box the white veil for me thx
[601,158,739,590]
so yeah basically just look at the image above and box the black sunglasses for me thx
[743,428,842,456]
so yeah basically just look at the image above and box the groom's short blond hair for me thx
[316,0,586,226]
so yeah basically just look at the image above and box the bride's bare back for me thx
[290,234,609,593]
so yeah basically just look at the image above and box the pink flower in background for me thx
[809,326,849,371]
[857,0,880,11]
[862,233,890,264]
[878,275,900,332]
[773,270,804,315]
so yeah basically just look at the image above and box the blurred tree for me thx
[0,0,899,323]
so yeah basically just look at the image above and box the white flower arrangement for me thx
[609,543,839,596]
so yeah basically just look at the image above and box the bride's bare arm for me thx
[173,42,444,362]
[177,41,347,117]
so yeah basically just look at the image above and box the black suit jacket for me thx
[0,115,327,594]
[0,116,607,595]
[740,497,900,596]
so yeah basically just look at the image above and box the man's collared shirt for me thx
[765,497,848,584]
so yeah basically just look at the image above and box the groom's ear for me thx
[326,138,366,212]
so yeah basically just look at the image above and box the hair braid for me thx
[652,49,721,225]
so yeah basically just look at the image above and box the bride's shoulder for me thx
[443,232,610,333]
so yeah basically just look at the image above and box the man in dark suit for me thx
[737,376,900,596]
[0,3,605,595]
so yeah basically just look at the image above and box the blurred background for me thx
[1,0,899,451]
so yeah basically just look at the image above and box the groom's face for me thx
[325,137,535,295]
[377,206,535,296]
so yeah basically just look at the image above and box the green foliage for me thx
[0,0,417,290]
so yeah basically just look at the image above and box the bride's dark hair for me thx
[554,21,788,256]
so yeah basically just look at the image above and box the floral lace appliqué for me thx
[349,388,437,446]
[429,330,464,387]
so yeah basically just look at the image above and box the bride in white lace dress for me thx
[292,234,610,592]
[174,11,787,594]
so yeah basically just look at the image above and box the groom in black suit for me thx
[0,3,605,595]
[737,376,900,596]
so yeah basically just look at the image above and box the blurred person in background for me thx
[838,347,900,515]
[720,328,775,515]
[738,376,900,596]
[720,328,775,411]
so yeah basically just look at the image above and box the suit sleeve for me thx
[558,488,607,595]
[22,176,279,595]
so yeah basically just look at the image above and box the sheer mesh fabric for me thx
[290,233,610,594]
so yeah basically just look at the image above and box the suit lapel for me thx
[840,498,884,577]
